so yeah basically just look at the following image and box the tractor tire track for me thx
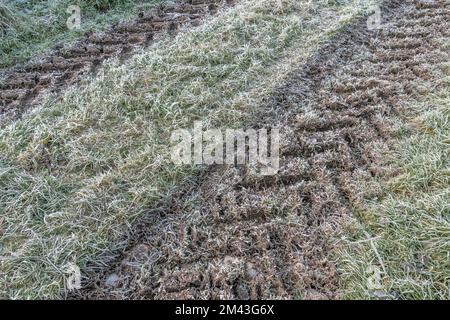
[82,0,449,299]
[0,0,235,122]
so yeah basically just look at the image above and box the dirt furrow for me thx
[0,0,235,122]
[80,0,449,299]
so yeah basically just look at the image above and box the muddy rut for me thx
[79,0,449,299]
[0,0,234,121]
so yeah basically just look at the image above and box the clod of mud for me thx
[0,0,235,122]
[77,0,449,299]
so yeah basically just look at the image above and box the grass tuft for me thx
[337,70,450,300]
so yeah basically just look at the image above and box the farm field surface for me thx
[0,0,449,300]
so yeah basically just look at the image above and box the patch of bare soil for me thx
[0,0,235,122]
[81,0,449,299]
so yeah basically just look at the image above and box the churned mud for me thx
[77,0,448,299]
[0,0,235,121]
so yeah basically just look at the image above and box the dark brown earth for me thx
[0,0,235,122]
[76,0,449,299]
